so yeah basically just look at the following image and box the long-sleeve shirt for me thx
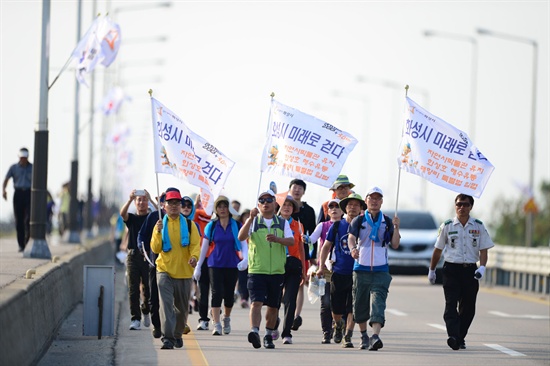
[151,215,201,279]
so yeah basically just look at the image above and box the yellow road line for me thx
[184,332,209,366]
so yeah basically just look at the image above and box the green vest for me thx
[248,215,287,274]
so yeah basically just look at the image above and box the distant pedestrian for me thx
[2,147,32,252]
[348,187,400,351]
[428,193,494,351]
[237,209,251,308]
[151,188,200,350]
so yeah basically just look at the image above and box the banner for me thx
[150,97,235,214]
[100,86,128,115]
[72,15,121,86]
[261,99,358,188]
[398,97,494,198]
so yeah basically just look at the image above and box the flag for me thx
[397,97,494,198]
[261,99,358,188]
[72,15,121,86]
[100,86,129,115]
[150,97,235,214]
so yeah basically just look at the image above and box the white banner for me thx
[398,97,494,198]
[261,99,358,188]
[100,86,128,115]
[150,97,235,214]
[72,15,121,86]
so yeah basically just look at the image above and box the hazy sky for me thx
[1,1,548,227]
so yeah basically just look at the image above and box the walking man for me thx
[3,147,32,252]
[428,193,494,350]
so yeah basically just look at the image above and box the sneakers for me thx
[447,336,460,351]
[263,334,275,349]
[197,320,209,331]
[321,332,331,344]
[129,320,141,330]
[161,340,174,349]
[460,340,466,349]
[175,338,183,348]
[333,319,344,344]
[360,333,369,349]
[223,316,231,334]
[369,334,383,351]
[291,315,302,331]
[241,299,249,308]
[142,313,151,327]
[212,322,222,336]
[283,336,293,344]
[343,335,354,348]
[183,324,191,334]
[271,317,280,341]
[152,328,162,338]
[248,331,261,349]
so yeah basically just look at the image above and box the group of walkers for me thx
[112,173,493,352]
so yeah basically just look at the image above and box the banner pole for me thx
[256,92,275,197]
[148,89,162,222]
[394,85,409,217]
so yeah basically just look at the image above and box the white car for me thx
[385,210,443,279]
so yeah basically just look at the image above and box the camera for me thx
[135,189,145,196]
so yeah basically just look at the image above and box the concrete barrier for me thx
[485,244,550,295]
[0,239,112,366]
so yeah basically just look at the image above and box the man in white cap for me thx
[348,187,400,351]
[2,148,33,252]
[238,189,295,349]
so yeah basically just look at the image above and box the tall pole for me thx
[477,28,538,247]
[86,0,97,239]
[68,0,82,243]
[424,30,478,141]
[26,0,51,259]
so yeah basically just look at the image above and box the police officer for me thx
[428,193,494,350]
[3,148,33,252]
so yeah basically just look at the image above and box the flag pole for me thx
[256,92,275,197]
[149,88,162,222]
[394,85,409,217]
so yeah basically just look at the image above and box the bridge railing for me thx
[485,244,550,295]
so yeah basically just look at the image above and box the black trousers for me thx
[127,253,151,321]
[13,189,31,250]
[148,262,161,330]
[442,262,479,342]
[197,259,211,321]
[281,271,301,338]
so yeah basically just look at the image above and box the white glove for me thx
[237,258,248,271]
[193,266,201,282]
[474,265,485,280]
[428,269,436,285]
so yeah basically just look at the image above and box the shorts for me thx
[330,272,353,316]
[247,273,284,308]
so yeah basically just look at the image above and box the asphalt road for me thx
[37,267,549,366]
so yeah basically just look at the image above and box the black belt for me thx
[445,262,476,267]
[15,188,31,191]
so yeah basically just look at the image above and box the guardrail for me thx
[485,244,550,295]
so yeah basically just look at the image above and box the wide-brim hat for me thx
[330,174,355,190]
[339,193,367,214]
[278,195,299,215]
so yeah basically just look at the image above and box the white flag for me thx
[100,86,128,115]
[398,97,494,198]
[261,99,358,188]
[72,15,121,86]
[150,97,235,214]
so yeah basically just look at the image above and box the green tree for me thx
[490,181,550,247]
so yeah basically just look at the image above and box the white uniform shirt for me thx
[435,216,494,264]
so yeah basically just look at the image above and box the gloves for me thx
[474,265,485,280]
[428,269,436,285]
[193,266,201,282]
[237,258,248,271]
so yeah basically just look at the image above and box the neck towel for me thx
[162,213,189,252]
[363,211,382,243]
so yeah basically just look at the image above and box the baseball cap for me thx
[18,148,29,158]
[165,189,182,201]
[328,198,341,207]
[257,189,276,200]
[366,187,384,197]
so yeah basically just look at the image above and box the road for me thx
[37,266,549,366]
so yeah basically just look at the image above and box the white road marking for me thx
[485,344,526,357]
[489,310,550,320]
[387,308,407,316]
[427,323,447,331]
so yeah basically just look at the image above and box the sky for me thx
[1,0,548,228]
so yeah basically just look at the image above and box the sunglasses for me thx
[328,204,340,209]
[166,200,181,206]
[182,202,193,208]
[455,202,471,208]
[258,197,275,204]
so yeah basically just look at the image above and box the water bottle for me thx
[318,277,326,296]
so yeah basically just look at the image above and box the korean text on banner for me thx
[150,98,235,214]
[397,97,494,198]
[72,15,121,86]
[261,100,358,188]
